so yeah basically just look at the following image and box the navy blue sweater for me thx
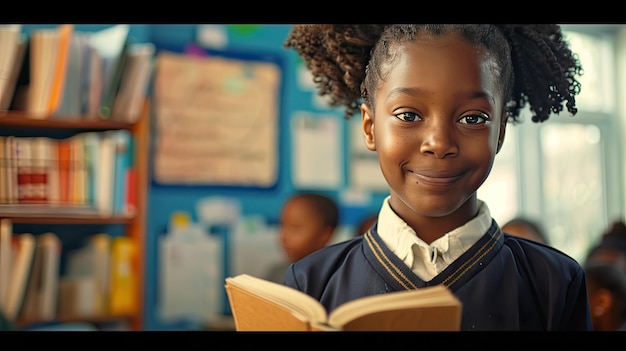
[284,220,592,331]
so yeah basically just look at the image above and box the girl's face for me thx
[361,33,507,241]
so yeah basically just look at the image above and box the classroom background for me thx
[6,24,626,331]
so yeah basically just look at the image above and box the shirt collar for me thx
[377,195,492,268]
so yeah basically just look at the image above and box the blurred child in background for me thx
[265,193,339,283]
[354,214,377,237]
[585,220,626,272]
[584,262,626,331]
[502,217,550,245]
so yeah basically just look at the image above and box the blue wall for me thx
[21,24,389,330]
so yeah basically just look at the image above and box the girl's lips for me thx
[409,170,463,186]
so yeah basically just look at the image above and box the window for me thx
[479,25,623,263]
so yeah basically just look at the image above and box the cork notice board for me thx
[153,50,281,187]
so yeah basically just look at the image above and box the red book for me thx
[29,137,50,204]
[15,137,33,204]
[125,167,137,217]
[57,139,71,206]
[124,135,136,217]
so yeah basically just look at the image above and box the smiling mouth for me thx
[409,171,463,187]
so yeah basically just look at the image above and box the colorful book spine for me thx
[56,138,71,206]
[82,132,101,208]
[112,130,131,216]
[109,236,137,316]
[29,137,50,204]
[14,137,33,204]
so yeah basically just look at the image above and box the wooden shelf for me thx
[0,111,136,130]
[4,216,134,225]
[2,100,150,331]
[17,313,134,329]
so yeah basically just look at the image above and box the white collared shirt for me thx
[376,196,492,281]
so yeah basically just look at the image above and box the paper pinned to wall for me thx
[348,118,387,191]
[158,212,224,323]
[153,51,281,187]
[229,216,282,280]
[291,112,343,189]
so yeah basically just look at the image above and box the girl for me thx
[282,24,591,330]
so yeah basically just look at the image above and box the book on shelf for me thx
[18,230,42,321]
[0,130,137,218]
[56,137,71,206]
[2,39,27,111]
[44,137,60,207]
[5,232,35,321]
[69,133,87,206]
[0,136,6,204]
[14,137,33,204]
[0,24,24,111]
[3,136,18,204]
[224,274,462,331]
[90,233,112,315]
[19,232,61,322]
[59,232,111,317]
[99,40,129,120]
[39,232,61,320]
[0,218,11,313]
[30,137,52,205]
[82,38,103,118]
[58,275,96,318]
[46,24,73,116]
[8,24,74,118]
[54,31,88,117]
[110,129,132,217]
[97,131,116,217]
[124,134,137,218]
[25,28,59,118]
[111,42,155,123]
[89,24,130,120]
[108,235,138,316]
[82,132,100,210]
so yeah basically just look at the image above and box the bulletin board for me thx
[152,45,283,188]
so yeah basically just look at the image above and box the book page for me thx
[225,274,328,327]
[153,51,281,187]
[328,285,461,331]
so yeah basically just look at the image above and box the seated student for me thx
[584,262,626,331]
[354,214,377,237]
[265,193,339,283]
[501,217,550,245]
[585,220,626,272]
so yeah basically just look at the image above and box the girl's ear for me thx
[496,112,509,154]
[361,103,376,151]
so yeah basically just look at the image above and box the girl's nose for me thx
[419,124,458,159]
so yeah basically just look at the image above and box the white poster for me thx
[291,112,343,189]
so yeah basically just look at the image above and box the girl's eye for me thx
[459,113,489,125]
[395,112,421,122]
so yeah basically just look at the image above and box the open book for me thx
[225,274,462,331]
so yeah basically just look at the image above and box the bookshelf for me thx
[0,100,150,331]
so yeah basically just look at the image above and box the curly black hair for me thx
[284,24,583,123]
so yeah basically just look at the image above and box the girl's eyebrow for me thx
[387,87,495,104]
